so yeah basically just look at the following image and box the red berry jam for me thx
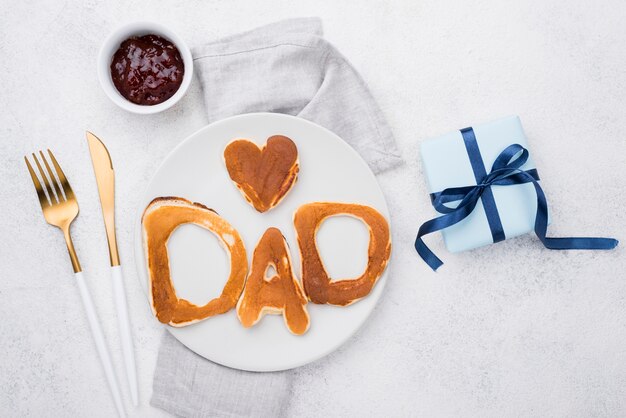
[110,34,184,106]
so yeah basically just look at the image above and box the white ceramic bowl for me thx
[97,22,193,114]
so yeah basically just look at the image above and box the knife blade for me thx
[86,131,120,266]
[86,131,139,406]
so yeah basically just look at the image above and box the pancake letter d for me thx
[294,202,391,306]
[142,198,248,327]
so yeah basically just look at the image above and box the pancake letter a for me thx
[236,227,310,335]
[294,202,391,306]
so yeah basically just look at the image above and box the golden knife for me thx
[87,131,139,406]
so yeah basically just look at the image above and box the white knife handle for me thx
[75,272,126,418]
[111,265,139,406]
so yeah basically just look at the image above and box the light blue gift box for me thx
[420,116,544,253]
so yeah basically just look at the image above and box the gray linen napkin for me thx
[151,17,403,418]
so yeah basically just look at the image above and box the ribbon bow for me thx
[415,137,618,271]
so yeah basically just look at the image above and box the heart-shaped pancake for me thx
[224,135,299,213]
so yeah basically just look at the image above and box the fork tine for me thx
[32,152,56,204]
[48,149,75,201]
[25,156,50,208]
[40,150,63,201]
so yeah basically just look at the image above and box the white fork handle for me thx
[75,272,126,418]
[111,265,139,406]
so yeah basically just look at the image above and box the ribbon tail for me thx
[529,173,619,251]
[414,219,445,271]
[542,236,619,250]
[415,193,480,271]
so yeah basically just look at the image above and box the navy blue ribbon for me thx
[415,128,618,271]
[460,127,506,243]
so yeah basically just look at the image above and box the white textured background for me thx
[1,0,625,417]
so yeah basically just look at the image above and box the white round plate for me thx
[134,113,391,371]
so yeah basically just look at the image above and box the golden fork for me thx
[25,150,126,418]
